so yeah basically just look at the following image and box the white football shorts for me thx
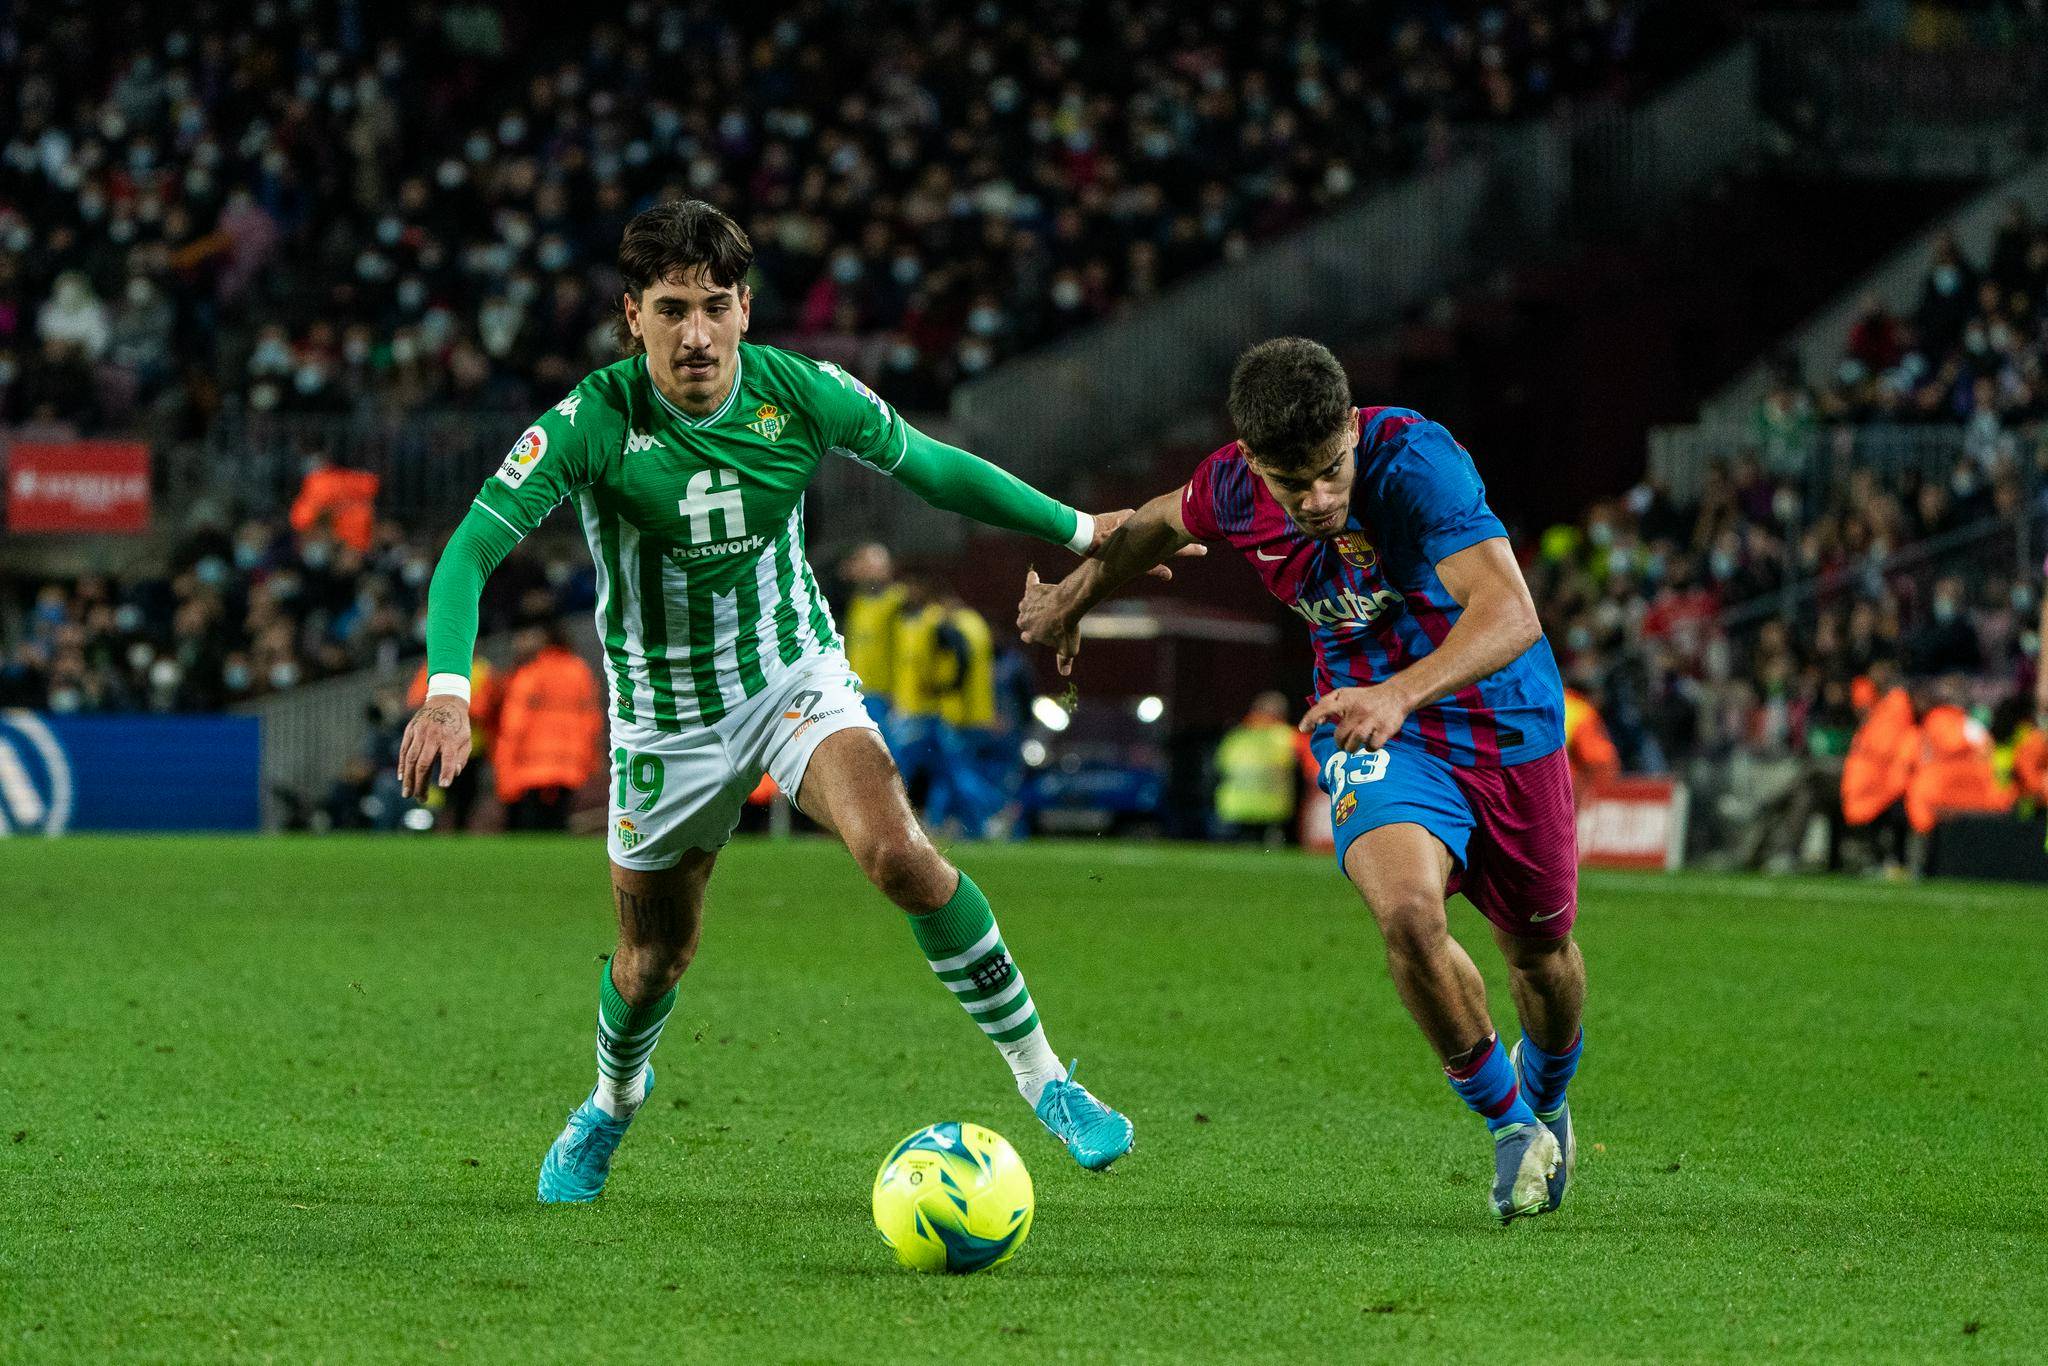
[605,650,879,868]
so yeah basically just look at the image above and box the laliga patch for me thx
[496,425,548,487]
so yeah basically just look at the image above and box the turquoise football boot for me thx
[1511,1039,1575,1213]
[537,1067,653,1204]
[1033,1060,1133,1171]
[1490,1119,1562,1224]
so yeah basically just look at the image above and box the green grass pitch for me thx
[4,836,2045,1362]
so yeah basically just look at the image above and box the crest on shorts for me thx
[616,816,642,851]
[747,403,786,442]
[1334,532,1377,571]
[1334,791,1358,824]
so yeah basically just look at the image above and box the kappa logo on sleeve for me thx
[496,426,548,488]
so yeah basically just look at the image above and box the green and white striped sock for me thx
[592,961,676,1118]
[908,872,1067,1106]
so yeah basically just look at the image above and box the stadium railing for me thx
[949,44,1761,488]
[1646,421,1994,499]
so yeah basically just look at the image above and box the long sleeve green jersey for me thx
[424,342,1084,732]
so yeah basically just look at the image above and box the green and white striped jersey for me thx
[472,342,932,731]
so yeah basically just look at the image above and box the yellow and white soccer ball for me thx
[871,1122,1035,1274]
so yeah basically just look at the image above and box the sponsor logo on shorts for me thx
[1334,791,1358,824]
[496,426,548,487]
[616,816,643,851]
[1528,905,1569,923]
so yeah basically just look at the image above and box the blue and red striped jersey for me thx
[1181,406,1563,768]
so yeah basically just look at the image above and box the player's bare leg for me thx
[538,851,714,1203]
[1343,821,1558,1222]
[1343,824,1494,1057]
[1496,925,1585,1212]
[797,728,1133,1170]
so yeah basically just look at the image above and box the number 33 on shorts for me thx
[1323,747,1390,825]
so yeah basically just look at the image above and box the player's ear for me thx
[622,291,642,340]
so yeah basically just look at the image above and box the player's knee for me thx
[854,827,944,908]
[612,942,693,999]
[1369,888,1449,961]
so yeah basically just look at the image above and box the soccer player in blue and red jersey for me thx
[1017,338,1586,1222]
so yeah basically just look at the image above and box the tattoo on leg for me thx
[614,887,685,945]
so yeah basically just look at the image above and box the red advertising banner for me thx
[1577,776,1689,871]
[4,441,152,533]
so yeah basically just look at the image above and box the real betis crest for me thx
[747,403,786,441]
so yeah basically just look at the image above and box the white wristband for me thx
[1065,510,1096,556]
[426,672,472,704]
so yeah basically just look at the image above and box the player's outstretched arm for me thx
[886,425,1199,580]
[1301,537,1541,751]
[1016,489,1195,675]
[397,507,520,798]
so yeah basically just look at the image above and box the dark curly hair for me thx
[1226,337,1354,469]
[614,198,753,354]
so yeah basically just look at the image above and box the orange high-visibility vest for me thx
[1563,687,1621,791]
[289,466,380,551]
[494,646,603,804]
[1905,704,2013,834]
[1841,687,1918,827]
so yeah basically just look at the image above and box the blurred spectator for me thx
[494,620,603,832]
[1562,682,1622,797]
[288,451,381,553]
[1213,690,1310,844]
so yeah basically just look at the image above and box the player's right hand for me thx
[398,694,472,800]
[1018,569,1083,676]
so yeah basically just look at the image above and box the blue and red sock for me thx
[1445,1034,1537,1135]
[1517,1030,1582,1118]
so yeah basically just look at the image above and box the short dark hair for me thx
[1226,337,1353,469]
[618,198,753,294]
[615,199,753,353]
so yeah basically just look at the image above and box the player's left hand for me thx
[1087,508,1206,580]
[1018,569,1083,675]
[1298,684,1412,753]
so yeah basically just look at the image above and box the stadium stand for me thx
[0,0,1675,437]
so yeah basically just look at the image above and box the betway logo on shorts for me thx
[1288,586,1404,629]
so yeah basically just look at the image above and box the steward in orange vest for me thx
[1904,704,2014,834]
[496,627,603,826]
[1840,685,1918,828]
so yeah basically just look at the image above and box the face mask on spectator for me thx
[294,364,326,394]
[1964,325,1989,356]
[968,305,1003,336]
[0,357,17,386]
[150,659,181,690]
[402,558,431,587]
[234,543,263,571]
[344,334,371,365]
[224,662,252,691]
[269,661,300,689]
[195,556,229,588]
[1052,279,1084,311]
[396,278,427,314]
[114,604,142,632]
[391,335,417,365]
[831,254,863,284]
[958,340,993,375]
[1710,550,1737,579]
[2011,584,2034,612]
[1933,599,1959,624]
[50,687,83,713]
[888,342,920,371]
[302,541,333,570]
[1933,265,1961,295]
[891,254,922,285]
[538,238,571,271]
[128,642,154,671]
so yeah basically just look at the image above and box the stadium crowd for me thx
[0,0,1659,438]
[1782,199,2048,450]
[0,458,589,716]
[1533,447,2042,775]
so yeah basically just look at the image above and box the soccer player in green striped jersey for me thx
[398,200,1161,1201]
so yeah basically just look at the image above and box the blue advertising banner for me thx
[0,712,261,833]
